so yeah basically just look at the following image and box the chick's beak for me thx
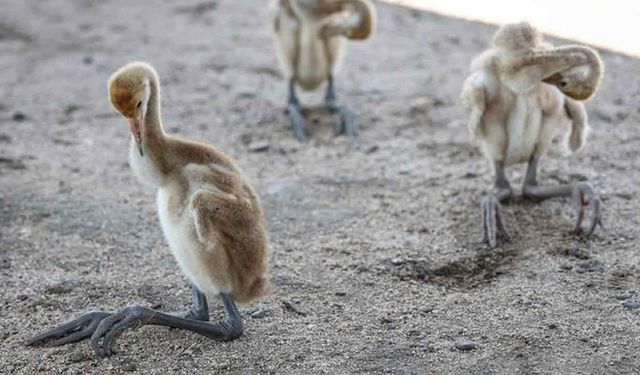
[128,118,144,157]
[542,73,563,86]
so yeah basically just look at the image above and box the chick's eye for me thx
[560,80,568,88]
[136,100,142,108]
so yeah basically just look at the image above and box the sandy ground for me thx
[1,1,639,374]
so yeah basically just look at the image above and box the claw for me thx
[286,103,307,141]
[25,311,110,347]
[482,194,511,247]
[327,100,358,138]
[339,106,358,138]
[90,306,154,357]
[572,182,603,237]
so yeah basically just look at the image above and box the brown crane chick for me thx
[25,62,269,356]
[460,23,604,247]
[272,0,376,140]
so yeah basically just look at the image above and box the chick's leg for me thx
[325,74,357,138]
[482,160,513,247]
[522,155,603,236]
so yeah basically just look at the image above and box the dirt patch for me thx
[1,0,639,374]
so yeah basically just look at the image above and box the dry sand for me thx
[0,0,639,374]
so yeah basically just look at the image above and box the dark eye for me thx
[560,80,568,88]
[136,101,142,108]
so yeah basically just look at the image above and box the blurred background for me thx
[385,0,640,56]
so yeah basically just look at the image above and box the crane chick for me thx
[26,62,269,356]
[460,23,604,247]
[271,0,376,140]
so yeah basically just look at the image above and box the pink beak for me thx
[128,118,144,156]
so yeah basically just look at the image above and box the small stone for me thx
[622,298,639,310]
[83,56,94,65]
[0,257,10,269]
[45,278,78,295]
[64,104,79,115]
[548,323,558,329]
[123,362,137,372]
[562,247,590,260]
[248,140,269,152]
[391,258,405,265]
[578,260,604,273]
[240,133,252,145]
[455,339,476,351]
[68,351,85,363]
[615,294,632,301]
[380,317,394,324]
[559,263,573,271]
[359,143,379,154]
[282,301,308,316]
[249,309,269,319]
[335,291,346,297]
[398,166,412,175]
[408,97,431,116]
[12,111,27,121]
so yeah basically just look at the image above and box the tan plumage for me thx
[460,23,605,247]
[461,22,603,163]
[271,0,376,91]
[108,62,269,304]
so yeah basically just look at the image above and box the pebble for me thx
[578,260,604,273]
[391,258,405,265]
[68,351,86,363]
[0,157,26,170]
[12,111,27,121]
[46,278,78,294]
[398,166,412,175]
[359,143,379,154]
[282,301,308,316]
[249,309,269,319]
[622,298,639,310]
[248,140,269,152]
[0,257,10,269]
[455,339,476,351]
[123,362,137,372]
[335,291,346,297]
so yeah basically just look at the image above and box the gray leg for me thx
[522,155,603,236]
[171,286,209,321]
[286,78,307,141]
[25,293,242,357]
[24,311,111,347]
[88,293,243,356]
[325,74,357,138]
[482,160,513,247]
